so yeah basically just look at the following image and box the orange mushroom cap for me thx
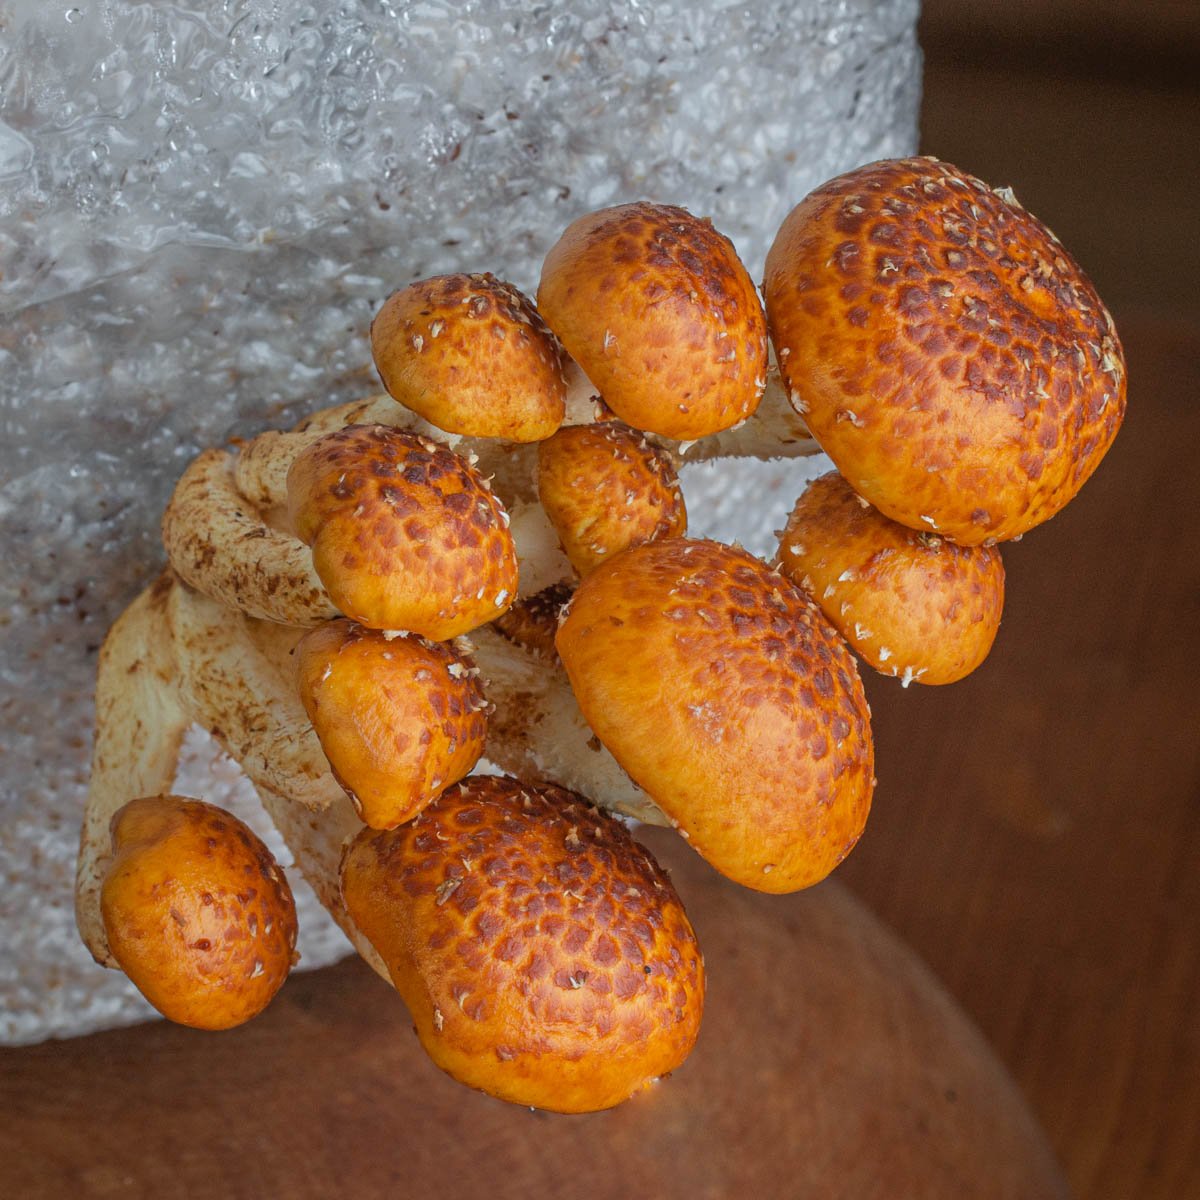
[778,472,1005,685]
[100,795,297,1030]
[556,538,874,893]
[340,775,705,1113]
[371,273,567,442]
[287,425,518,639]
[492,581,573,662]
[537,421,686,576]
[538,202,768,440]
[295,619,489,828]
[763,156,1126,544]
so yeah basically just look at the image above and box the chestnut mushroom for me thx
[537,421,687,576]
[777,471,1005,685]
[492,582,574,661]
[287,425,518,638]
[76,170,1124,1133]
[371,273,568,442]
[556,538,874,893]
[295,619,489,828]
[167,371,817,629]
[538,202,768,440]
[77,571,189,969]
[340,775,704,1113]
[75,563,663,984]
[100,795,298,1030]
[162,580,386,975]
[763,156,1126,545]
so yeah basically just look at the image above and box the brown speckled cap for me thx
[538,202,768,440]
[287,425,518,639]
[778,471,1005,685]
[340,775,704,1113]
[492,581,573,661]
[371,273,567,442]
[101,796,297,1030]
[556,537,874,893]
[764,157,1126,544]
[295,619,488,829]
[537,421,686,576]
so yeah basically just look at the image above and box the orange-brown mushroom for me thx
[100,795,298,1030]
[341,775,704,1113]
[538,202,768,440]
[763,156,1126,544]
[371,273,567,442]
[556,538,874,893]
[492,582,573,661]
[537,421,686,576]
[777,472,1005,685]
[287,424,518,638]
[295,619,489,828]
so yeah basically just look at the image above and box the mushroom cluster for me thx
[76,158,1125,1113]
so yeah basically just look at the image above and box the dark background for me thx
[845,2,1200,1195]
[920,0,1200,326]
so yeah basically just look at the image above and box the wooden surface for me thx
[4,8,1199,1199]
[841,314,1200,1200]
[0,833,1069,1200]
[891,11,1200,1196]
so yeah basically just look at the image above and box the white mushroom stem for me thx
[505,500,573,598]
[164,570,662,832]
[232,429,314,515]
[164,580,386,978]
[664,368,820,466]
[187,575,668,915]
[166,582,338,815]
[163,448,338,627]
[235,393,543,512]
[76,573,190,968]
[561,359,605,426]
[555,358,819,466]
[79,571,666,974]
[234,362,815,518]
[466,626,665,826]
[204,371,817,618]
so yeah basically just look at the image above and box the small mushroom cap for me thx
[340,775,704,1113]
[537,421,687,576]
[371,273,567,442]
[763,157,1126,544]
[778,472,1005,686]
[492,581,573,661]
[287,425,518,639]
[556,538,874,893]
[537,202,768,440]
[295,619,488,829]
[100,795,297,1030]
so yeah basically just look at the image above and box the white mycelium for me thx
[0,0,919,1042]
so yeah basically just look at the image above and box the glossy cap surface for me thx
[341,775,704,1112]
[296,619,488,828]
[764,157,1125,544]
[556,538,874,892]
[778,472,1005,685]
[371,273,566,442]
[538,202,767,439]
[287,425,518,638]
[101,795,297,1030]
[537,421,686,576]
